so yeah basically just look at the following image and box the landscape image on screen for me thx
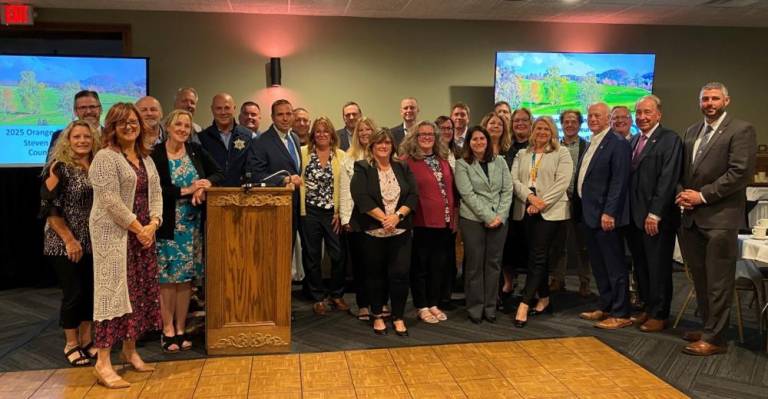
[0,55,147,166]
[494,51,656,137]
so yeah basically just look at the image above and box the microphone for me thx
[260,170,291,184]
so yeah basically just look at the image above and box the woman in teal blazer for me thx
[454,126,513,323]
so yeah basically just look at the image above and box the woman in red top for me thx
[400,121,458,323]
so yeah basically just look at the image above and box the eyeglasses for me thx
[118,120,140,128]
[76,105,101,112]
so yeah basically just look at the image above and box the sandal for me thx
[81,341,98,360]
[357,307,371,321]
[179,333,193,351]
[64,345,90,367]
[382,305,392,318]
[418,308,439,324]
[161,334,180,353]
[429,307,448,321]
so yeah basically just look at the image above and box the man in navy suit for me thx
[390,97,419,148]
[248,99,303,241]
[336,101,362,151]
[626,95,683,333]
[198,93,254,187]
[575,102,632,329]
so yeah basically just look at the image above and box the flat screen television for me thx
[0,54,148,167]
[494,51,656,138]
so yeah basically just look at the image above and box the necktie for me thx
[694,125,714,163]
[631,134,648,169]
[286,134,299,171]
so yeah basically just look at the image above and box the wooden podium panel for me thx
[205,187,293,355]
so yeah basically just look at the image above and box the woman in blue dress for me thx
[150,109,223,352]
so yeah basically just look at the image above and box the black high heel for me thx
[529,303,553,316]
[514,318,527,328]
[372,315,387,335]
[393,319,409,337]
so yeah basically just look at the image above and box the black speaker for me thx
[269,57,281,87]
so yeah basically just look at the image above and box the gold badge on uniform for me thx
[233,138,245,150]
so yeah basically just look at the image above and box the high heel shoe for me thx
[513,318,527,328]
[528,303,553,316]
[372,315,387,336]
[393,319,409,337]
[93,368,130,389]
[120,352,155,372]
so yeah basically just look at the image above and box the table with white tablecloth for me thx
[747,187,768,228]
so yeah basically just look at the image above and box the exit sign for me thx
[1,4,34,26]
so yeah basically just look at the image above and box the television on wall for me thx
[494,51,656,138]
[0,54,148,167]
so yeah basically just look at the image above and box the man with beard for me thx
[47,90,102,157]
[136,96,164,147]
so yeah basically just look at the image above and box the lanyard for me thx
[530,152,544,184]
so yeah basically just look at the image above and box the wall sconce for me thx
[267,57,281,87]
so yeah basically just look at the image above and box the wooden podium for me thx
[205,187,293,355]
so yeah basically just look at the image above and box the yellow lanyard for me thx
[530,152,543,184]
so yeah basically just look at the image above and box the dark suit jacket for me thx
[575,130,631,229]
[336,128,352,151]
[629,125,683,230]
[248,125,302,185]
[679,114,756,229]
[390,124,406,149]
[197,122,253,187]
[150,141,224,239]
[349,160,419,232]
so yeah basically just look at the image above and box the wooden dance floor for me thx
[0,337,688,399]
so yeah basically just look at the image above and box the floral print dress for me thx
[156,155,203,284]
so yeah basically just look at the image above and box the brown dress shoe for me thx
[682,340,727,356]
[683,331,702,342]
[578,281,591,298]
[630,312,648,324]
[330,298,350,311]
[579,310,606,321]
[549,278,564,293]
[313,301,327,315]
[639,318,667,332]
[595,317,633,330]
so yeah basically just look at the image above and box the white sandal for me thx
[418,308,439,324]
[429,306,448,321]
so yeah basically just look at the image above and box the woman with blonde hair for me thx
[480,112,513,167]
[299,117,348,314]
[340,117,378,320]
[400,121,457,323]
[40,120,99,367]
[510,116,572,327]
[89,103,162,388]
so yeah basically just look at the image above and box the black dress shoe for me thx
[528,304,553,316]
[468,315,482,324]
[514,318,527,328]
[372,315,387,335]
[484,315,497,323]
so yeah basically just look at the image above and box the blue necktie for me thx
[286,134,299,171]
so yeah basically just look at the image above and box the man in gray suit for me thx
[676,82,756,356]
[336,101,362,151]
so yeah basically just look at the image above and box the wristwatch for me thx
[395,211,405,220]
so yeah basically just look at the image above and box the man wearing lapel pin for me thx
[248,99,303,243]
[626,95,683,333]
[575,102,633,329]
[676,82,756,356]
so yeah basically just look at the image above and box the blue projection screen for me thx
[494,51,656,138]
[0,55,148,167]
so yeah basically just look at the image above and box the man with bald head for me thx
[198,93,254,186]
[390,97,419,147]
[610,105,633,141]
[575,102,632,330]
[136,96,164,147]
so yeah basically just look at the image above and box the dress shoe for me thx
[529,303,553,316]
[682,340,727,356]
[595,317,633,330]
[93,368,130,389]
[578,281,592,298]
[630,312,649,324]
[393,320,409,337]
[579,310,606,321]
[313,301,327,315]
[639,319,668,333]
[513,318,527,328]
[683,331,702,342]
[548,278,564,293]
[372,316,387,335]
[484,314,497,323]
[468,315,482,324]
[119,353,155,372]
[330,297,350,311]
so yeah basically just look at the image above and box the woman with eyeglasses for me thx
[89,103,163,389]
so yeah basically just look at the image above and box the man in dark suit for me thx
[238,101,261,137]
[336,101,362,151]
[575,102,632,329]
[248,99,303,241]
[198,93,254,187]
[676,82,756,356]
[390,97,419,148]
[625,95,683,333]
[47,90,102,158]
[549,109,591,297]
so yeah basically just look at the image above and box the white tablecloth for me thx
[739,234,768,264]
[746,186,768,201]
[748,201,768,228]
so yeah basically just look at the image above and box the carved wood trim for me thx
[209,193,291,207]
[209,332,290,349]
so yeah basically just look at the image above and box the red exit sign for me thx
[1,4,34,26]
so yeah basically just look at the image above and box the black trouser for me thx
[502,219,528,273]
[522,215,562,305]
[347,231,369,308]
[626,224,676,320]
[583,225,631,318]
[300,206,344,301]
[439,232,458,305]
[411,227,452,309]
[49,254,94,329]
[678,224,737,345]
[363,232,411,320]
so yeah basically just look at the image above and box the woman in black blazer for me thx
[350,128,418,336]
[150,109,223,352]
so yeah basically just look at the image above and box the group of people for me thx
[40,80,755,388]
